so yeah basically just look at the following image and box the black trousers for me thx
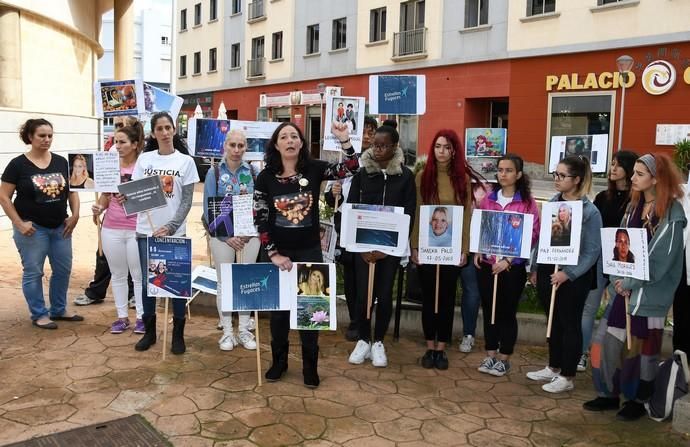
[84,249,134,300]
[418,264,460,343]
[262,246,321,353]
[478,263,527,356]
[673,258,690,355]
[537,264,591,377]
[339,250,359,327]
[354,254,400,342]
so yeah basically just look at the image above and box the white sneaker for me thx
[526,366,559,381]
[247,318,256,331]
[348,340,372,364]
[542,376,574,394]
[478,356,497,374]
[371,341,388,368]
[459,335,474,353]
[238,331,257,350]
[577,354,588,372]
[219,333,237,351]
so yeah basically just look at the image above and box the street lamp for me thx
[616,55,634,151]
[317,82,327,149]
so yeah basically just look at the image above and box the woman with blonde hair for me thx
[69,154,95,189]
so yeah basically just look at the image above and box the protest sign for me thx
[418,205,464,265]
[470,210,534,260]
[323,96,366,153]
[601,228,649,280]
[368,75,426,115]
[229,120,281,160]
[341,204,410,257]
[67,151,121,193]
[548,134,609,173]
[142,83,183,120]
[536,201,583,265]
[290,263,337,331]
[188,118,232,158]
[465,128,507,157]
[147,237,192,299]
[233,194,258,237]
[118,175,167,216]
[320,222,337,263]
[206,195,233,237]
[220,263,293,312]
[191,265,218,295]
[339,204,401,252]
[95,79,145,117]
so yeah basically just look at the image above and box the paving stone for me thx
[281,413,326,439]
[107,368,156,389]
[419,397,462,415]
[0,417,30,445]
[304,397,354,418]
[421,419,469,446]
[211,371,259,392]
[4,403,77,425]
[0,388,73,411]
[486,417,533,437]
[255,380,315,397]
[468,429,532,447]
[437,414,485,435]
[314,389,378,407]
[150,395,198,416]
[214,440,259,447]
[107,389,158,414]
[342,435,396,447]
[67,376,117,394]
[373,416,423,442]
[355,403,401,423]
[376,394,419,410]
[233,407,281,427]
[156,414,201,436]
[166,436,215,447]
[324,415,376,443]
[178,369,228,387]
[68,387,120,410]
[494,403,547,422]
[460,402,502,419]
[268,395,305,413]
[184,387,226,410]
[195,409,234,423]
[249,423,303,446]
[216,390,267,413]
[400,407,438,420]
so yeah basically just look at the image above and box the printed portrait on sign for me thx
[551,203,572,247]
[612,228,635,263]
[68,154,95,189]
[297,263,330,297]
[428,206,453,248]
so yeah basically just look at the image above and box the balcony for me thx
[392,28,427,61]
[247,0,265,22]
[246,57,265,79]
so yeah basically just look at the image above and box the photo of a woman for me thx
[298,265,329,296]
[612,228,635,263]
[428,206,452,247]
[551,203,572,246]
[69,154,95,189]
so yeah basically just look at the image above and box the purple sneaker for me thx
[111,318,130,334]
[133,318,145,334]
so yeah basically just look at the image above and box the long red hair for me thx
[420,129,482,205]
[630,153,683,219]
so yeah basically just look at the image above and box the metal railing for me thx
[248,0,265,21]
[392,28,427,57]
[246,57,265,78]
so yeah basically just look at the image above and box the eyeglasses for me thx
[552,172,575,181]
[372,143,394,151]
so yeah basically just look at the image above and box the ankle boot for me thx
[266,341,288,381]
[171,317,186,355]
[302,345,320,388]
[135,314,157,351]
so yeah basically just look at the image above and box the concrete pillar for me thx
[114,0,135,79]
[0,7,22,108]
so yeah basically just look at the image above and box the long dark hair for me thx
[264,122,311,175]
[496,153,532,202]
[144,112,189,154]
[606,150,638,200]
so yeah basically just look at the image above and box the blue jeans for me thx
[137,237,186,319]
[582,256,606,353]
[460,261,480,337]
[13,223,72,320]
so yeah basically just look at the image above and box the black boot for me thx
[266,341,288,381]
[171,317,186,355]
[135,314,157,351]
[302,345,320,388]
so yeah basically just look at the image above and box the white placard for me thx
[655,124,690,146]
[601,228,649,281]
[323,96,366,153]
[232,194,258,237]
[68,151,121,193]
[230,120,281,161]
[290,263,337,331]
[340,204,404,255]
[191,265,218,295]
[469,210,534,260]
[418,205,464,265]
[341,205,410,257]
[548,134,609,173]
[536,201,583,266]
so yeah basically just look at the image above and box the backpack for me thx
[645,350,690,421]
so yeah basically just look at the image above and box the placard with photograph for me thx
[147,237,192,299]
[142,83,183,120]
[117,175,168,216]
[536,201,583,265]
[467,157,499,178]
[291,263,337,331]
[601,228,649,280]
[470,210,534,259]
[339,203,402,252]
[341,205,410,257]
[323,96,366,153]
[191,265,218,295]
[206,195,234,237]
[94,79,146,117]
[368,74,426,115]
[548,134,609,173]
[67,151,121,193]
[187,118,232,158]
[320,222,337,263]
[418,205,464,265]
[232,194,258,237]
[465,128,507,157]
[229,120,281,161]
[220,263,292,312]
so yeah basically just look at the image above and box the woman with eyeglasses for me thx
[409,129,479,369]
[585,153,686,421]
[526,155,602,394]
[254,121,356,388]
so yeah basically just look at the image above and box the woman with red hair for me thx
[410,129,482,369]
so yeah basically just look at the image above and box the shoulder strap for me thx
[214,164,220,196]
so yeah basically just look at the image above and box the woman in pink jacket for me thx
[474,154,540,376]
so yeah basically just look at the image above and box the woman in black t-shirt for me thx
[0,118,82,329]
[254,121,357,388]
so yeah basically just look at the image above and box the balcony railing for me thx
[392,28,427,58]
[247,57,265,78]
[248,0,265,21]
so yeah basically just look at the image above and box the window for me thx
[332,18,346,50]
[209,48,217,71]
[306,24,319,54]
[209,0,217,20]
[180,9,187,30]
[179,55,187,76]
[231,43,241,68]
[599,0,625,4]
[232,0,241,14]
[465,0,489,28]
[527,0,555,16]
[251,36,264,59]
[161,36,170,45]
[194,3,202,26]
[400,0,424,31]
[193,51,201,74]
[272,32,283,60]
[249,36,265,77]
[370,7,386,42]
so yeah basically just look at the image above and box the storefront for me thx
[178,92,214,137]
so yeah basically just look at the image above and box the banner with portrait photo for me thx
[230,120,281,161]
[290,263,337,331]
[142,83,183,120]
[187,118,232,158]
[470,210,534,259]
[548,134,609,173]
[220,263,292,312]
[341,204,410,257]
[323,96,366,153]
[601,228,649,280]
[320,222,337,263]
[536,201,583,266]
[418,205,464,265]
[68,151,120,193]
[465,128,507,157]
[94,79,145,118]
[147,237,192,299]
[368,75,426,115]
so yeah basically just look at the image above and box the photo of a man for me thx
[428,206,452,247]
[613,228,635,263]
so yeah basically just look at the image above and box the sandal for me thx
[51,315,84,322]
[33,320,58,329]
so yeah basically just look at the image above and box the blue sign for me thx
[377,75,418,114]
[147,237,193,299]
[231,263,281,311]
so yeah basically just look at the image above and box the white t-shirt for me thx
[496,189,513,209]
[132,150,199,236]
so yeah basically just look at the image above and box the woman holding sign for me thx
[586,154,686,420]
[203,129,258,352]
[254,121,357,388]
[131,112,200,355]
[526,155,602,393]
[474,154,539,376]
[410,129,478,369]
